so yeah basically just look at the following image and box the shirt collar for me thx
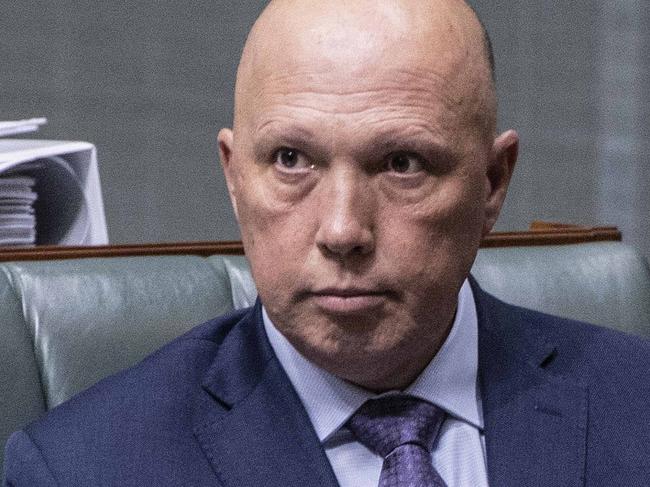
[263,279,482,443]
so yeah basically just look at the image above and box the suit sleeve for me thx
[3,430,59,487]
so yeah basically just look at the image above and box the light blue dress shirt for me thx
[263,279,489,487]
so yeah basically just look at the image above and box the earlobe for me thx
[218,128,240,221]
[482,129,519,236]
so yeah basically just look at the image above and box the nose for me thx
[315,167,375,260]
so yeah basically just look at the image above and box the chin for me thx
[296,320,410,386]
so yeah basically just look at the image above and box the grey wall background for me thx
[475,0,649,260]
[2,1,648,258]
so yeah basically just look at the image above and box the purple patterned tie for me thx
[346,395,448,487]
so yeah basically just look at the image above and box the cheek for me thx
[378,175,486,282]
[236,166,298,240]
[235,160,318,231]
[235,173,318,300]
[385,172,485,237]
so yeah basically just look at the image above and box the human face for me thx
[220,3,517,391]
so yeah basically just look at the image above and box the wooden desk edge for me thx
[0,225,622,261]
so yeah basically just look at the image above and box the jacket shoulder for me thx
[4,307,255,486]
[477,288,650,417]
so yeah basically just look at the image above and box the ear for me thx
[482,129,519,236]
[218,128,240,221]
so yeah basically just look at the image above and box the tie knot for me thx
[346,395,445,458]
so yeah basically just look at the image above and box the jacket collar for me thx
[472,278,588,487]
[192,301,340,487]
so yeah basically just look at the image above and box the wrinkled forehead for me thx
[234,0,494,138]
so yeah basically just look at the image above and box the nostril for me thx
[351,244,368,255]
[317,236,374,260]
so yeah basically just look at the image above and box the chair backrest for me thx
[0,253,250,474]
[0,239,648,473]
[472,241,650,336]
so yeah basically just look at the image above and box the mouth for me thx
[306,287,391,314]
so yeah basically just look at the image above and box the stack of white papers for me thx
[0,174,38,246]
[0,140,108,246]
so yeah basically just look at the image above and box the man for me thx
[4,0,649,486]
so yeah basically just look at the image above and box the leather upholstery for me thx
[0,270,46,472]
[472,242,650,336]
[210,255,258,309]
[4,256,236,410]
[0,241,648,473]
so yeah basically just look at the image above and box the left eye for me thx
[273,147,312,171]
[385,152,424,174]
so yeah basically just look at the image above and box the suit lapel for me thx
[192,302,340,487]
[473,282,588,487]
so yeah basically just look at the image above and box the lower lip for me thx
[310,294,386,314]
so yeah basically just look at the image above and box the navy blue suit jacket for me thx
[4,284,650,486]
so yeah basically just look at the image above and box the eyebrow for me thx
[369,134,452,156]
[255,118,317,141]
[361,128,458,166]
[252,120,330,160]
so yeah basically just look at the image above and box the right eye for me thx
[273,147,312,171]
[383,151,425,175]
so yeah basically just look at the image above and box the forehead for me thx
[235,0,491,144]
[240,64,484,155]
[249,69,461,137]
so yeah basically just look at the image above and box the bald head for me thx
[234,0,497,139]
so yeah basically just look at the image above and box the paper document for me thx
[0,175,37,245]
[0,139,108,245]
[0,118,48,137]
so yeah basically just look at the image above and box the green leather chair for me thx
[1,241,649,472]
